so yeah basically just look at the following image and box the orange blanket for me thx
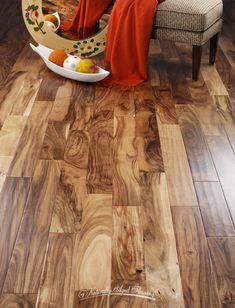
[63,0,160,86]
[105,0,158,86]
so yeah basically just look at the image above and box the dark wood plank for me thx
[3,160,60,293]
[50,161,86,233]
[40,121,70,160]
[0,294,37,308]
[208,238,235,307]
[195,181,235,236]
[172,207,221,308]
[176,105,218,181]
[0,177,31,292]
[207,135,235,225]
[7,101,53,177]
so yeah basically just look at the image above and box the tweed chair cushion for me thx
[155,0,223,32]
[152,18,223,45]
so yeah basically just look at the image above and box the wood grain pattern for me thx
[172,207,221,308]
[141,173,184,307]
[176,105,218,181]
[75,194,112,291]
[0,45,45,127]
[208,238,235,307]
[195,181,235,237]
[158,123,198,206]
[3,160,60,293]
[0,116,27,156]
[201,65,229,96]
[7,101,53,177]
[0,156,12,193]
[112,206,145,284]
[154,87,178,125]
[214,95,235,153]
[0,178,31,292]
[40,121,70,160]
[37,233,79,308]
[207,135,235,225]
[0,294,37,308]
[50,161,86,233]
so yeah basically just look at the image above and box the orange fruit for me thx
[48,50,68,67]
[44,14,58,27]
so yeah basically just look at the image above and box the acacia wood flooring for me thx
[0,0,235,307]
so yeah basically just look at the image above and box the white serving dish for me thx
[53,12,60,33]
[30,43,110,82]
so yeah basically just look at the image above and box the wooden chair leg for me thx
[192,45,202,81]
[209,33,219,65]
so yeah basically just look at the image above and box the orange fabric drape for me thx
[62,0,162,86]
[105,0,158,86]
[61,0,113,39]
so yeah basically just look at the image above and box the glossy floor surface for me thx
[0,0,235,307]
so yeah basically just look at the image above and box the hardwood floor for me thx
[0,0,235,307]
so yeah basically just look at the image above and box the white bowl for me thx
[30,43,110,82]
[52,12,60,33]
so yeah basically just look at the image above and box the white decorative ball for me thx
[63,56,81,71]
[45,21,56,32]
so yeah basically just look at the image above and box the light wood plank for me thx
[208,238,235,307]
[158,123,198,206]
[37,233,80,308]
[176,105,218,181]
[3,160,60,293]
[0,156,12,193]
[201,65,229,96]
[0,294,37,308]
[0,115,27,156]
[207,135,235,225]
[141,173,184,307]
[8,101,53,177]
[75,194,112,291]
[172,207,221,308]
[112,206,145,284]
[195,181,235,236]
[0,177,31,292]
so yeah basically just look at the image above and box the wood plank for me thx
[214,95,235,153]
[0,45,45,126]
[0,115,27,156]
[158,123,198,206]
[172,207,221,308]
[112,206,145,284]
[7,101,53,177]
[114,88,135,116]
[176,105,218,181]
[0,156,12,193]
[153,87,178,125]
[207,135,235,225]
[219,35,235,72]
[113,135,141,206]
[74,293,109,308]
[40,121,70,160]
[3,160,60,293]
[201,65,229,96]
[50,161,87,233]
[0,294,37,308]
[37,233,80,308]
[195,181,235,236]
[208,238,235,307]
[35,69,63,101]
[75,194,112,291]
[141,172,184,307]
[0,177,31,292]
